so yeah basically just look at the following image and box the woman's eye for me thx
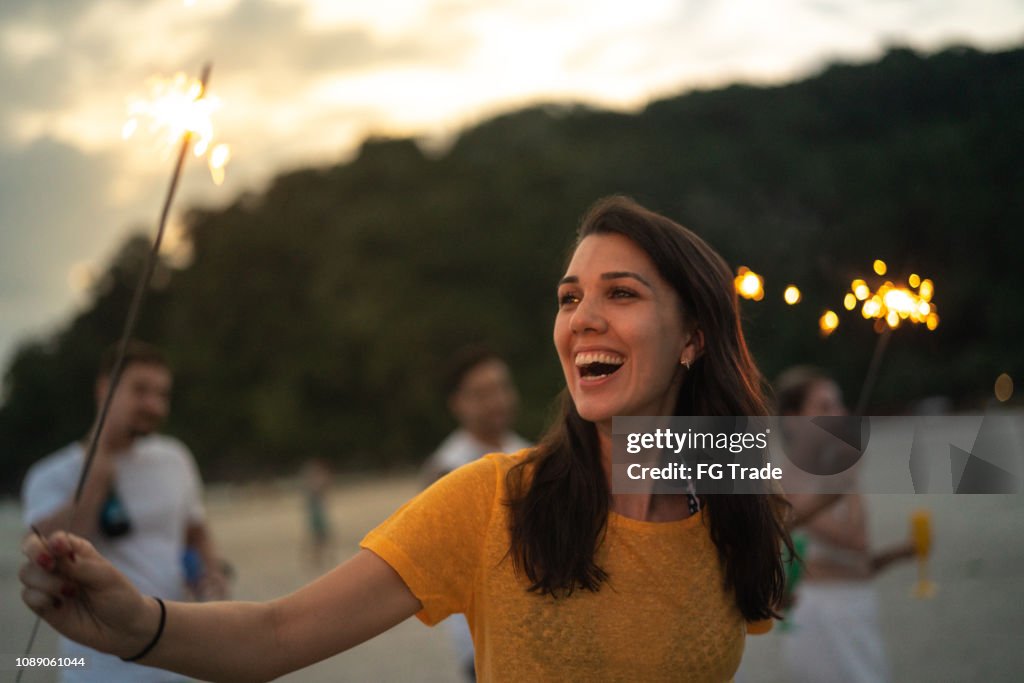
[610,287,637,299]
[558,292,580,306]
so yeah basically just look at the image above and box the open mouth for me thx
[575,351,625,379]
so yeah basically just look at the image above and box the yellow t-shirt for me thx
[361,450,771,682]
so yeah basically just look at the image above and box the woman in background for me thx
[776,366,916,683]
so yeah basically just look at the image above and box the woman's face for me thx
[554,232,696,427]
[800,380,847,417]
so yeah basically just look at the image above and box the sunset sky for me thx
[1,0,1021,368]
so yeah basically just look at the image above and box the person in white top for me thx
[21,340,228,683]
[775,366,915,683]
[421,346,531,485]
[420,346,531,680]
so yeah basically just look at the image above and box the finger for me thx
[49,530,88,560]
[22,586,59,614]
[21,534,51,568]
[19,561,65,596]
[49,531,100,571]
[52,535,124,589]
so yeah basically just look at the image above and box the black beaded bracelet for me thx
[121,596,166,662]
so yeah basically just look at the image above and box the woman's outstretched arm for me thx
[21,532,421,683]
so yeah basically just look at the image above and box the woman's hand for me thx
[869,540,917,576]
[22,536,422,682]
[20,531,160,659]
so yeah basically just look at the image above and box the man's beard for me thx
[129,414,163,439]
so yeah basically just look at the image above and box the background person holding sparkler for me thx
[20,196,790,682]
[775,366,918,683]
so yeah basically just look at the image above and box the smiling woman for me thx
[506,196,791,621]
[20,196,791,683]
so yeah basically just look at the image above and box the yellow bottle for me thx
[910,509,937,598]
[911,509,931,557]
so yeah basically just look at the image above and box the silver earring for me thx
[681,359,690,369]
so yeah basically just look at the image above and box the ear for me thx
[95,376,110,406]
[680,327,705,366]
[448,391,469,422]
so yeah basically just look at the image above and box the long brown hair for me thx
[506,195,791,620]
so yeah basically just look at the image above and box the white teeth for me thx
[574,352,625,367]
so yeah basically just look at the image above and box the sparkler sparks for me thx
[735,266,764,301]
[851,278,870,301]
[123,71,232,185]
[849,273,939,331]
[819,309,839,336]
[783,285,802,305]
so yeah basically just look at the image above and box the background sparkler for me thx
[731,259,940,412]
[849,263,939,414]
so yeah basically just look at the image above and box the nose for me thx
[570,295,607,335]
[143,391,169,417]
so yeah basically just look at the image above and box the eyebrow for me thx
[558,271,654,288]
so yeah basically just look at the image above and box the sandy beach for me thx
[3,474,1023,682]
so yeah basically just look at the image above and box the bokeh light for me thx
[819,310,839,336]
[995,373,1014,402]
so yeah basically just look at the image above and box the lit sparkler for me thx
[845,264,940,413]
[123,71,231,185]
[848,276,939,331]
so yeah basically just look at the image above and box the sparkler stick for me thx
[14,527,54,683]
[73,62,211,514]
[17,63,214,682]
[854,327,892,415]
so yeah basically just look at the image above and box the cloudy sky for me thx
[1,0,1021,370]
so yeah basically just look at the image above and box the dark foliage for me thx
[3,45,1021,492]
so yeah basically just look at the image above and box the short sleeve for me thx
[360,455,500,626]
[21,454,76,527]
[746,618,774,635]
[177,443,207,524]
